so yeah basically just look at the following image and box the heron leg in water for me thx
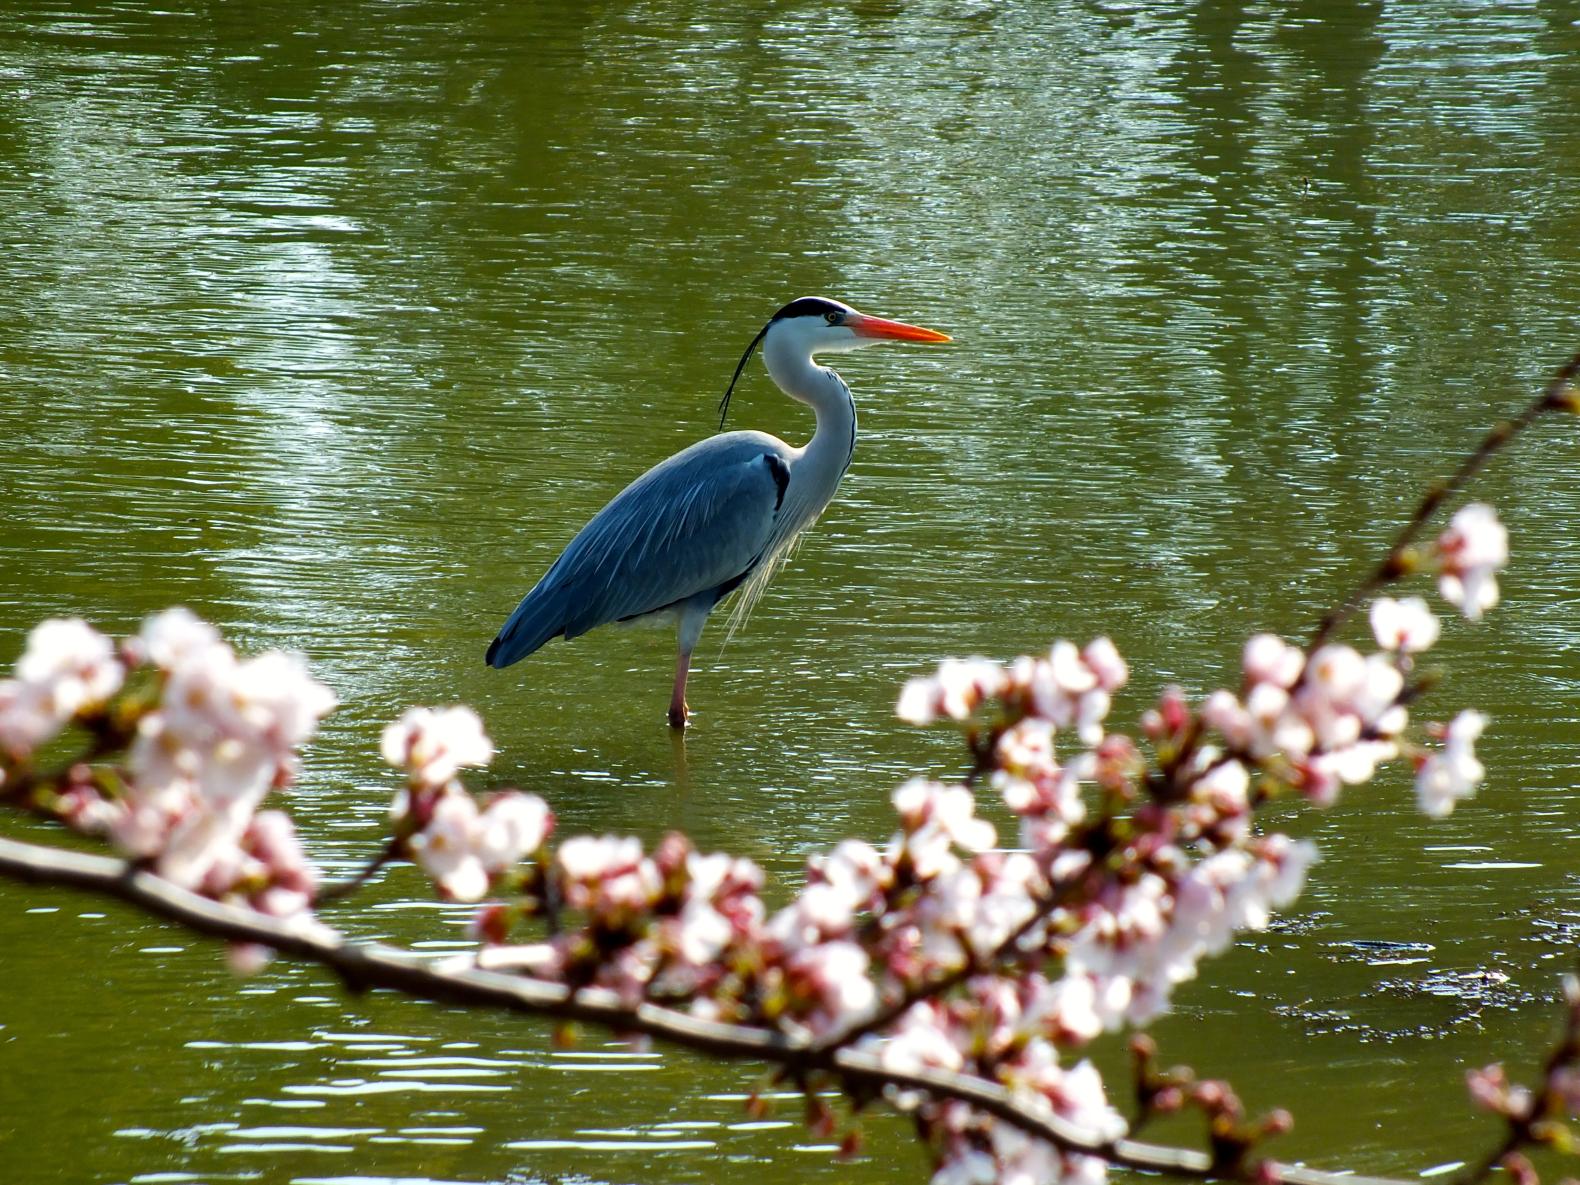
[668,649,691,729]
[669,594,714,730]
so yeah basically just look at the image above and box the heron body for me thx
[486,296,950,728]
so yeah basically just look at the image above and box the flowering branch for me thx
[1310,349,1580,649]
[0,831,1402,1185]
[1459,974,1580,1185]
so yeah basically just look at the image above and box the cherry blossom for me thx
[782,940,877,1037]
[0,618,124,758]
[1414,710,1487,817]
[128,606,222,671]
[19,616,338,901]
[892,779,997,879]
[1014,638,1128,746]
[876,999,968,1076]
[556,834,661,916]
[1437,502,1508,620]
[1369,596,1441,653]
[409,789,553,901]
[1242,633,1306,689]
[1466,1063,1534,1119]
[664,848,765,967]
[0,438,1533,1185]
[381,705,494,793]
[898,657,1010,724]
[773,839,887,950]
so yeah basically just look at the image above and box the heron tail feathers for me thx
[485,586,570,668]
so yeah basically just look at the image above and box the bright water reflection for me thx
[3,2,1580,1182]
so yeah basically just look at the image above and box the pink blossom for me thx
[156,799,254,889]
[473,793,553,871]
[1415,710,1487,817]
[1250,833,1318,910]
[228,651,338,750]
[129,607,222,671]
[1271,646,1409,796]
[245,810,318,899]
[893,780,996,879]
[1081,637,1128,693]
[912,866,985,965]
[1211,639,1412,804]
[0,680,60,759]
[1243,633,1305,689]
[227,943,274,976]
[1061,836,1317,1030]
[132,642,335,810]
[0,618,124,757]
[1547,1065,1580,1115]
[1466,1062,1533,1119]
[82,626,337,887]
[1369,596,1440,653]
[965,1050,1123,1185]
[410,790,551,901]
[875,1000,967,1077]
[381,705,493,791]
[996,717,1058,783]
[557,834,661,915]
[1015,639,1127,745]
[1141,684,1191,741]
[667,850,764,965]
[996,725,1088,850]
[1016,1049,1125,1140]
[964,852,1043,956]
[15,618,124,713]
[1192,756,1249,815]
[784,940,876,1035]
[1437,502,1508,620]
[1311,738,1398,788]
[1202,689,1252,750]
[897,657,1009,724]
[1030,973,1104,1044]
[932,1145,999,1185]
[774,840,887,949]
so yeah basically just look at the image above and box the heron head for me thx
[718,297,950,429]
[764,296,953,355]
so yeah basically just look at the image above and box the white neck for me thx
[722,318,863,638]
[762,330,857,523]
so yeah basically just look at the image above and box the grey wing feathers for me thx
[486,433,788,668]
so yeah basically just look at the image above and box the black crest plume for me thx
[717,298,844,431]
[718,319,771,432]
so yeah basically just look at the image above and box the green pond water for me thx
[3,2,1580,1183]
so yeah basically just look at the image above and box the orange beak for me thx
[847,313,952,343]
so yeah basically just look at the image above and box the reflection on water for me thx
[3,2,1580,1182]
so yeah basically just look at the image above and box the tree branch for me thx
[0,831,1406,1185]
[1309,350,1580,650]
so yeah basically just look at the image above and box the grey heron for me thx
[485,296,950,728]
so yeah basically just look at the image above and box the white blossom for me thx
[1416,710,1488,817]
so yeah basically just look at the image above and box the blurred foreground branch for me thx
[0,831,1403,1185]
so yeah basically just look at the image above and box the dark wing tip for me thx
[485,635,503,667]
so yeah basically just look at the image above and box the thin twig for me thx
[1309,350,1580,651]
[314,836,402,904]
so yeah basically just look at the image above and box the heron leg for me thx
[669,595,714,730]
[668,649,692,730]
